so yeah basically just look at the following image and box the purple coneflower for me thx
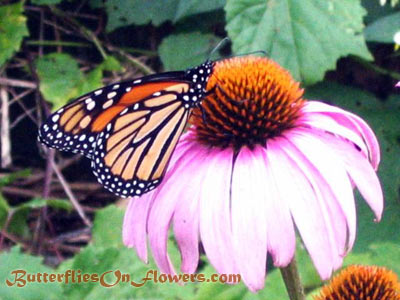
[123,56,383,291]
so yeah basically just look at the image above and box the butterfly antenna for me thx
[207,37,230,61]
[213,49,269,64]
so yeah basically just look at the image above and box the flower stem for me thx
[280,257,305,300]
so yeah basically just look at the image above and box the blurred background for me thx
[0,0,399,299]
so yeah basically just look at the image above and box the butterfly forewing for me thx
[91,89,191,197]
[38,61,214,197]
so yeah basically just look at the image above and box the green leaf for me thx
[0,247,62,300]
[159,32,219,70]
[76,56,122,97]
[16,197,72,212]
[89,0,104,9]
[105,0,179,32]
[0,2,29,67]
[92,205,125,248]
[36,54,121,110]
[361,0,398,24]
[36,53,84,110]
[0,169,31,187]
[31,0,62,5]
[99,56,123,72]
[58,205,197,299]
[195,262,288,300]
[225,0,373,85]
[0,194,10,230]
[364,12,400,43]
[173,0,226,22]
[105,0,225,32]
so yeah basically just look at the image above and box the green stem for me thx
[26,40,91,48]
[351,55,400,80]
[280,257,306,300]
[119,46,157,57]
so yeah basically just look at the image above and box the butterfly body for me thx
[38,61,214,197]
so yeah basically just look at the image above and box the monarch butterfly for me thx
[38,61,214,197]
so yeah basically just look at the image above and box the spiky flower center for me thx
[314,265,400,300]
[190,56,304,149]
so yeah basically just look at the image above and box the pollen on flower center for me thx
[190,56,305,149]
[314,265,400,300]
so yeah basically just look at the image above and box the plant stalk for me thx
[280,257,306,300]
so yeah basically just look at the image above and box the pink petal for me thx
[316,132,383,221]
[122,192,155,263]
[270,137,345,279]
[302,101,380,168]
[287,129,356,253]
[231,146,268,291]
[299,112,368,157]
[199,148,239,274]
[147,145,204,274]
[172,145,210,274]
[259,144,296,267]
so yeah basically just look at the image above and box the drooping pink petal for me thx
[122,192,155,263]
[298,112,368,157]
[172,145,210,274]
[147,145,205,274]
[315,131,383,221]
[199,148,239,275]
[258,144,296,267]
[231,146,268,291]
[302,101,380,168]
[269,137,345,279]
[287,129,356,254]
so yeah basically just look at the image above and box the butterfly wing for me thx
[91,85,192,197]
[38,73,187,158]
[38,61,214,197]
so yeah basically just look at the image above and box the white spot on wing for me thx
[107,91,117,99]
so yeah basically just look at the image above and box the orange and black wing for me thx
[38,73,187,158]
[38,61,214,197]
[91,87,192,197]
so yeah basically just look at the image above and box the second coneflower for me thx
[123,56,383,291]
[314,265,400,300]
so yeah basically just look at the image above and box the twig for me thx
[1,186,44,198]
[8,88,35,107]
[32,149,54,253]
[1,87,12,168]
[50,158,92,227]
[11,107,36,128]
[0,77,37,89]
[107,44,154,75]
[11,92,38,125]
[0,211,14,249]
[21,155,81,185]
[49,227,91,244]
[50,6,108,60]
